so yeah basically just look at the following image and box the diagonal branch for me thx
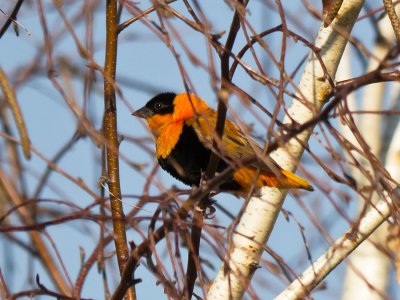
[0,67,31,159]
[275,188,398,299]
[0,0,25,38]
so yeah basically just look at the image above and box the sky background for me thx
[0,0,397,299]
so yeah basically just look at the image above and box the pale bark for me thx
[274,188,395,300]
[207,1,365,299]
[386,112,400,182]
[340,7,399,299]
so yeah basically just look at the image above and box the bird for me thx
[132,92,313,194]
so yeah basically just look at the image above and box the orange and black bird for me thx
[133,93,313,194]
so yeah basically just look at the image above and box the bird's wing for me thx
[185,109,257,162]
[185,109,313,191]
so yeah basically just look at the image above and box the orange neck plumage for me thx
[145,94,210,159]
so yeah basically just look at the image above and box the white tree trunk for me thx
[207,1,365,299]
[340,7,399,299]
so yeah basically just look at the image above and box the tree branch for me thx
[103,1,135,299]
[275,188,398,299]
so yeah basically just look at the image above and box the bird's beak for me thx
[132,106,154,119]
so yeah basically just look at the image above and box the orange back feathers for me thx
[172,94,210,121]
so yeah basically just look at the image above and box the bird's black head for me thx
[145,92,176,115]
[133,92,176,118]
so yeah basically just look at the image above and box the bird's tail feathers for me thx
[233,167,313,192]
[262,169,314,191]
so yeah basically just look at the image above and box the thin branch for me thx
[103,0,135,299]
[0,169,71,295]
[117,0,177,34]
[383,0,400,44]
[0,0,25,38]
[185,210,204,298]
[0,67,31,159]
[33,129,82,198]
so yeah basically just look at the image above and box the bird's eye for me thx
[154,102,164,110]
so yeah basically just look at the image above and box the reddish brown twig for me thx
[103,1,135,299]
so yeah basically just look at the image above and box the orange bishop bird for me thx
[133,93,313,194]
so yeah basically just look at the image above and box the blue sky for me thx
[0,1,396,299]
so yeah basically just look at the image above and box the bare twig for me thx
[383,0,400,43]
[0,67,31,159]
[103,1,135,299]
[0,0,26,38]
[118,0,177,34]
[0,169,71,295]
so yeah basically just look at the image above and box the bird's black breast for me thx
[158,124,211,186]
[157,124,241,190]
